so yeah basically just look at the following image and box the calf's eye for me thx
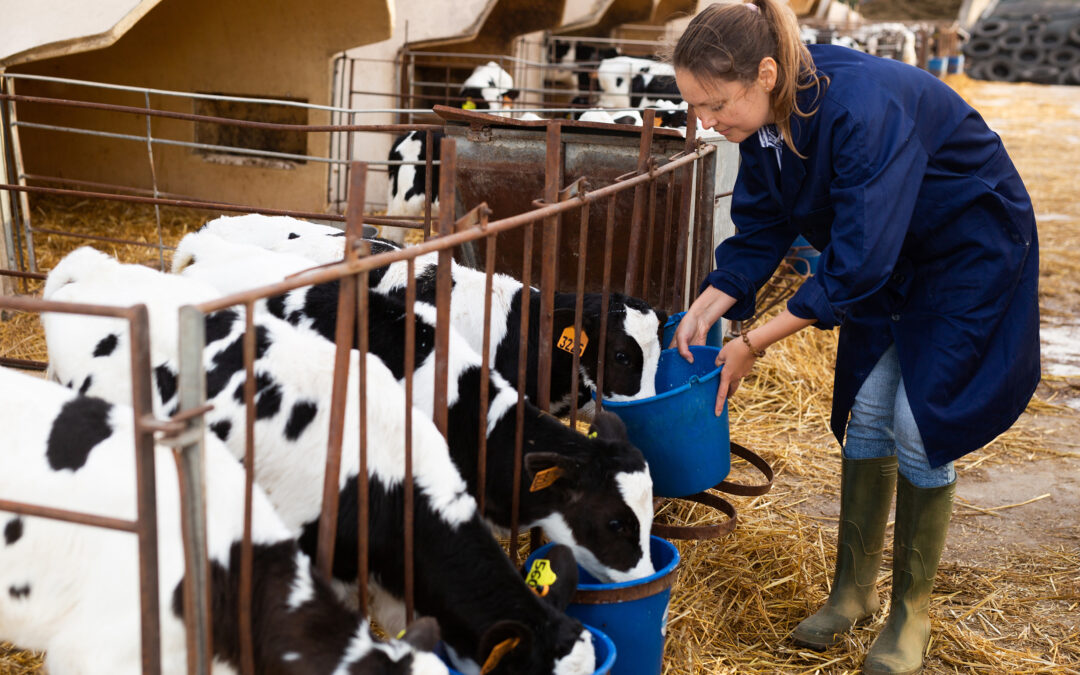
[614,351,631,366]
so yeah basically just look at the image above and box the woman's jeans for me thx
[842,345,956,488]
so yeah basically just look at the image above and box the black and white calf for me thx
[200,213,348,264]
[0,367,447,675]
[188,217,666,418]
[595,56,680,109]
[458,61,519,111]
[42,249,597,675]
[387,130,445,220]
[171,234,657,584]
[546,39,620,92]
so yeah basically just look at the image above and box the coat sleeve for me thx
[700,145,800,320]
[786,97,929,330]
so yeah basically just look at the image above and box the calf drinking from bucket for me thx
[41,248,599,675]
[171,233,657,585]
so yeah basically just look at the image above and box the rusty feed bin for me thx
[435,107,717,307]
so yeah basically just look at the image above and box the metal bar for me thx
[0,268,45,280]
[0,356,46,370]
[536,122,562,413]
[423,129,433,240]
[0,78,23,283]
[568,200,589,431]
[477,228,495,516]
[596,196,617,411]
[176,304,213,675]
[143,91,165,271]
[0,73,433,115]
[5,82,36,273]
[0,498,138,532]
[344,165,373,618]
[0,93,442,130]
[189,145,715,315]
[641,173,659,306]
[658,171,676,310]
[432,138,455,437]
[623,109,655,297]
[510,221,533,566]
[239,301,256,675]
[128,304,163,675]
[404,258,418,621]
[0,293,144,317]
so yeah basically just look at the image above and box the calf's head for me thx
[524,412,655,583]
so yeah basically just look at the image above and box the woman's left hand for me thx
[713,336,758,416]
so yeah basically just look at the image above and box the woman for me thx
[670,2,1040,673]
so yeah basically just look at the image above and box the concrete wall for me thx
[8,0,393,213]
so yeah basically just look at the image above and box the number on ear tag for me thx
[557,326,588,356]
[525,558,559,595]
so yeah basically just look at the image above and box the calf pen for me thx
[0,72,777,673]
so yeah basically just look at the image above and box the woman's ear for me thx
[759,56,778,93]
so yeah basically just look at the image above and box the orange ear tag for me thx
[653,115,663,127]
[481,637,521,675]
[502,95,513,104]
[557,326,588,356]
[529,466,564,492]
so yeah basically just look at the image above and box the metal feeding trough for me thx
[435,106,718,307]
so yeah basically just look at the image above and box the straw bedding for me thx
[3,75,1080,674]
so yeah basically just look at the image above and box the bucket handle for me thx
[652,491,736,541]
[713,442,774,497]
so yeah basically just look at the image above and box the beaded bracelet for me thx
[741,332,766,358]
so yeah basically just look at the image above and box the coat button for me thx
[891,313,901,321]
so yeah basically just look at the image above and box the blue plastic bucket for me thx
[927,56,947,77]
[788,234,820,275]
[661,311,721,349]
[436,624,615,674]
[947,54,964,74]
[601,346,730,497]
[527,537,679,675]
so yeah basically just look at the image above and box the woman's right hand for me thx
[672,286,737,363]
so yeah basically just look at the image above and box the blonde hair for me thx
[673,0,826,156]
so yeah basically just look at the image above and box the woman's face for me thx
[676,62,776,143]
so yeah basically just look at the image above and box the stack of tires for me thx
[964,2,1080,84]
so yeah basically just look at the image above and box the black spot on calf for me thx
[288,232,299,239]
[155,364,178,404]
[4,518,23,546]
[78,375,93,395]
[210,420,232,442]
[284,401,318,441]
[93,333,118,357]
[9,585,30,600]
[46,396,113,472]
[205,310,238,345]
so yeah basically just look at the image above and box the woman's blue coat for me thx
[703,45,1040,467]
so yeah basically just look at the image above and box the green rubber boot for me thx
[791,455,898,650]
[863,474,955,675]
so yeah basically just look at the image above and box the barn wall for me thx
[8,0,393,213]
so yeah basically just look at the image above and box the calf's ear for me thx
[477,620,532,674]
[588,410,629,443]
[401,617,440,652]
[524,544,580,611]
[524,452,585,492]
[552,308,598,362]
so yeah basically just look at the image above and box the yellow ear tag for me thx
[396,629,407,639]
[557,326,588,356]
[462,99,477,110]
[587,431,598,440]
[481,637,521,675]
[529,466,564,492]
[525,558,559,597]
